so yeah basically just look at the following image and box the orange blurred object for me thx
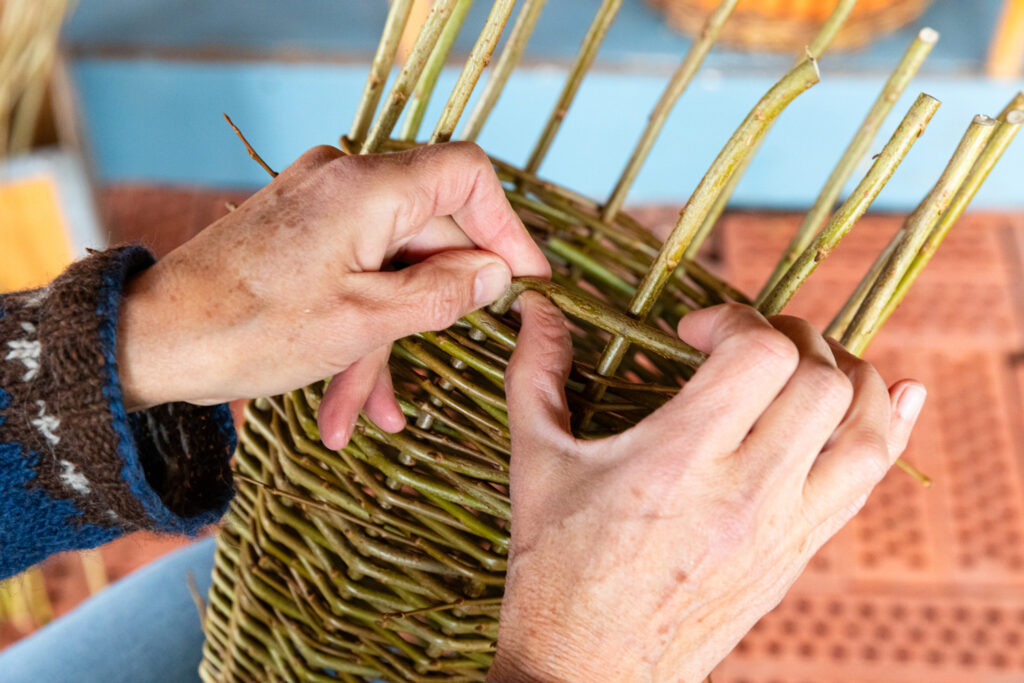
[649,0,933,51]
[0,175,74,292]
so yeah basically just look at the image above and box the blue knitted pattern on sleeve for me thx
[0,388,118,579]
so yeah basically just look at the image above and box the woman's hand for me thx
[116,142,548,447]
[491,295,926,682]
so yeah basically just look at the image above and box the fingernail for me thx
[473,263,511,306]
[896,384,926,421]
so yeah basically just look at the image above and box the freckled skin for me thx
[115,142,549,433]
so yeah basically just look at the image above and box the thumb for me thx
[505,291,574,445]
[346,249,511,341]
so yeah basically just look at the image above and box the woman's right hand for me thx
[491,296,926,682]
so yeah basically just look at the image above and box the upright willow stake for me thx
[362,0,459,154]
[461,0,547,142]
[756,27,940,306]
[825,237,896,340]
[431,0,517,143]
[757,93,941,317]
[840,114,998,356]
[587,58,821,398]
[400,0,474,142]
[866,109,1023,345]
[523,0,622,174]
[684,0,858,259]
[349,0,414,147]
[600,0,740,222]
[828,95,1023,341]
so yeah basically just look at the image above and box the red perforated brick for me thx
[711,209,1024,682]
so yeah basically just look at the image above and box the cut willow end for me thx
[840,114,998,356]
[430,0,517,144]
[362,0,459,154]
[600,0,740,223]
[400,0,473,142]
[523,0,623,175]
[757,93,942,318]
[756,26,940,305]
[873,109,1024,336]
[349,0,415,146]
[461,0,547,142]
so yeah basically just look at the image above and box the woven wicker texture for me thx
[648,0,932,52]
[196,0,1022,680]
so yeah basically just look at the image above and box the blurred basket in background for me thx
[647,0,932,51]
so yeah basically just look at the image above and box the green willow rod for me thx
[431,0,517,143]
[685,0,858,259]
[863,110,1023,349]
[756,27,940,305]
[349,0,414,147]
[825,236,896,340]
[841,114,998,356]
[400,0,474,141]
[362,0,459,154]
[758,93,941,317]
[588,57,821,397]
[601,0,740,222]
[523,0,622,174]
[491,277,707,367]
[461,0,547,141]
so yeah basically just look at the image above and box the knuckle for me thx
[738,327,799,367]
[446,140,489,166]
[844,428,891,483]
[803,361,854,406]
[298,144,343,168]
[423,277,468,330]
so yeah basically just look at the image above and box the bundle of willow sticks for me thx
[199,1,1023,680]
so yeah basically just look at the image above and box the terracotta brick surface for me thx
[6,188,1024,683]
[711,210,1024,683]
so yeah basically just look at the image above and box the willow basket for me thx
[648,0,932,52]
[199,1,1022,680]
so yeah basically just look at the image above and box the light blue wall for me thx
[66,0,1024,209]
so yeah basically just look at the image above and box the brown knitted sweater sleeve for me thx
[0,246,235,580]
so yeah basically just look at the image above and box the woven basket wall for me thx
[648,0,932,51]
[198,164,718,681]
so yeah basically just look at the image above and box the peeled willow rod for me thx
[362,0,459,154]
[756,27,940,306]
[461,0,547,141]
[349,0,414,147]
[683,0,858,259]
[431,0,516,143]
[523,0,622,174]
[589,57,821,391]
[758,93,942,317]
[873,110,1024,338]
[840,114,998,356]
[400,0,474,141]
[600,0,740,222]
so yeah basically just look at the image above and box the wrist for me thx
[116,263,223,410]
